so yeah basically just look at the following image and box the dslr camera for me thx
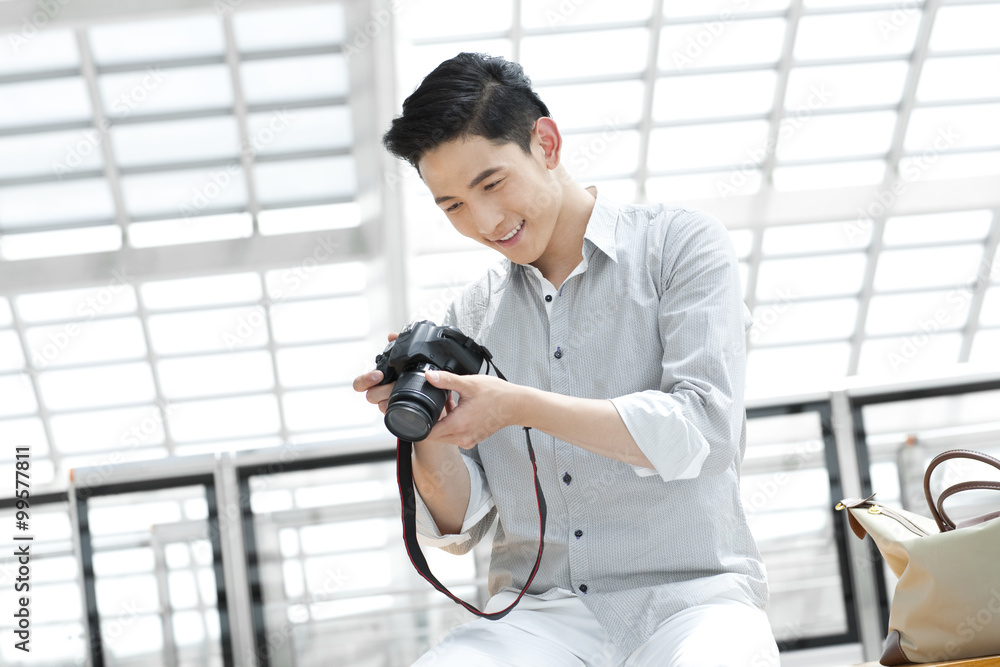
[374,320,490,441]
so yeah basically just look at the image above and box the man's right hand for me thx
[352,332,459,442]
[353,332,470,533]
[353,332,399,415]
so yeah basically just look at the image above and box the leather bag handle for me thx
[935,481,1000,529]
[923,449,1000,532]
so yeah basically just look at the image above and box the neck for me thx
[530,172,596,287]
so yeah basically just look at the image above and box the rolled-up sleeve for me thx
[410,298,498,553]
[413,450,496,557]
[609,210,753,481]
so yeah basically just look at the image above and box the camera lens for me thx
[385,403,434,442]
[384,364,447,442]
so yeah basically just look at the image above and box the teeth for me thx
[499,222,523,242]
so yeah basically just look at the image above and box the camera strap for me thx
[394,359,548,620]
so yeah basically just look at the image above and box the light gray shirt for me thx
[413,190,768,655]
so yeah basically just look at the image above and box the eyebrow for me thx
[434,167,503,204]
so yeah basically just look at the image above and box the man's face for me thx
[417,131,560,266]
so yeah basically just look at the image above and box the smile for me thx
[496,221,524,243]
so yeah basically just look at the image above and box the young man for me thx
[353,52,778,666]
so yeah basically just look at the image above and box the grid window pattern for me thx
[247,462,489,665]
[85,485,224,666]
[1,2,999,491]
[0,264,380,493]
[238,410,858,661]
[0,3,359,258]
[742,410,849,644]
[0,503,85,666]
[394,0,1000,401]
[1,3,999,665]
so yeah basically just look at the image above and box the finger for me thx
[366,383,393,405]
[437,395,458,422]
[425,417,454,445]
[424,369,463,390]
[429,403,473,444]
[436,400,454,425]
[378,399,388,415]
[388,332,398,342]
[353,370,383,392]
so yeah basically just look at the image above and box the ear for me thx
[533,117,562,170]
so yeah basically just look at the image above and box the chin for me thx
[507,250,542,266]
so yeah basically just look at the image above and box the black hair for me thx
[382,52,551,172]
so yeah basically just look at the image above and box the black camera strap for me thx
[394,358,548,620]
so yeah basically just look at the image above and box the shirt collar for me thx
[503,187,620,288]
[582,187,619,264]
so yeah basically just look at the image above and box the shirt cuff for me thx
[609,392,711,481]
[629,454,704,479]
[413,453,494,548]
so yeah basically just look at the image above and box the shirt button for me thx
[579,584,588,593]
[554,349,562,359]
[563,472,572,485]
[574,529,583,538]
[545,295,552,302]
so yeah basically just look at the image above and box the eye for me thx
[445,201,462,213]
[484,178,504,191]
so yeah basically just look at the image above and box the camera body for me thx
[374,320,488,441]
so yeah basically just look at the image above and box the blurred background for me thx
[0,0,999,665]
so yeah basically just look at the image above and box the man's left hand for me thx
[422,370,524,449]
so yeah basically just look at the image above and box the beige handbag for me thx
[837,449,1000,666]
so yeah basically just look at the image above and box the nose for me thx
[470,202,504,236]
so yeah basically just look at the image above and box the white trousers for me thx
[412,595,780,667]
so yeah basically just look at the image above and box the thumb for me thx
[424,369,461,389]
